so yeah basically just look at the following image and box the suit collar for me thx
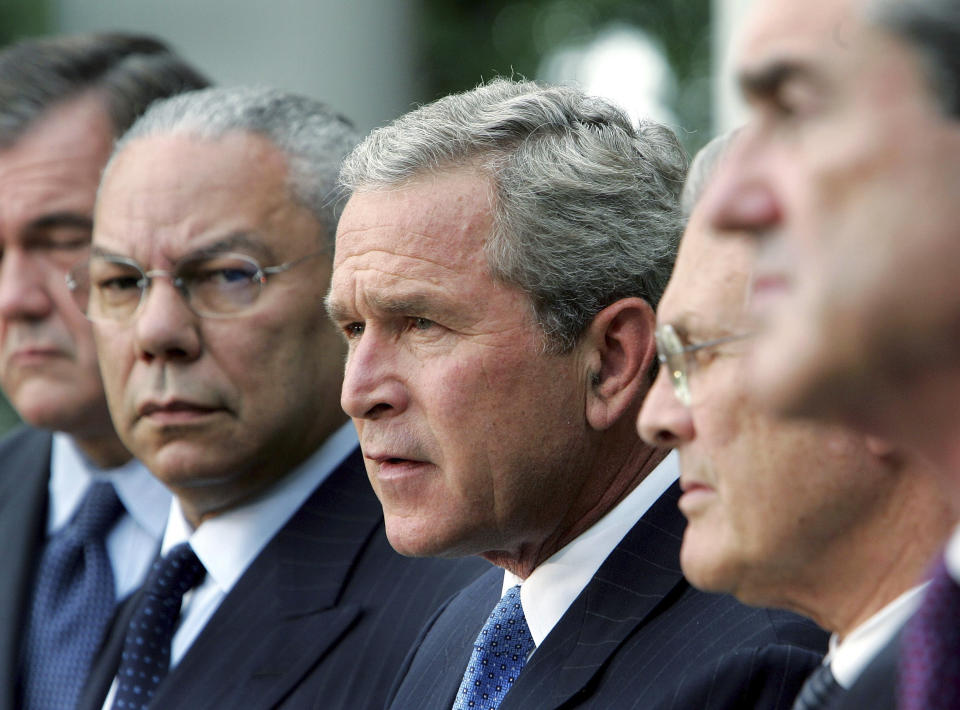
[0,427,51,710]
[505,483,688,708]
[147,446,384,707]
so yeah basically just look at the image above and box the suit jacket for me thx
[832,630,899,710]
[80,446,489,710]
[389,484,828,710]
[0,426,53,710]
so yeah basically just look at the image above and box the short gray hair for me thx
[0,32,209,148]
[340,78,688,353]
[871,0,960,118]
[681,130,739,220]
[110,86,360,248]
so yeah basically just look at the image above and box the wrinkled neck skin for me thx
[483,439,668,580]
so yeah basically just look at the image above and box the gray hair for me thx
[680,130,739,220]
[339,77,688,354]
[0,32,209,148]
[110,86,360,248]
[871,0,960,118]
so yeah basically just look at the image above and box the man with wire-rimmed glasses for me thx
[638,134,953,710]
[72,86,487,710]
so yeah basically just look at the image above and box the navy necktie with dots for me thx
[20,480,124,709]
[453,585,535,710]
[111,542,205,710]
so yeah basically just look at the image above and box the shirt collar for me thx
[161,421,358,595]
[503,450,679,647]
[49,431,169,539]
[826,583,927,688]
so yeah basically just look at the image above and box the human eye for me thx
[343,322,365,339]
[89,262,143,307]
[410,317,435,331]
[189,256,259,287]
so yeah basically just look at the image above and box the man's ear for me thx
[582,297,657,431]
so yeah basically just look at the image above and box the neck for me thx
[72,430,133,469]
[484,439,668,579]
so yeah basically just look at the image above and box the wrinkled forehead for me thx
[658,209,755,334]
[738,0,866,73]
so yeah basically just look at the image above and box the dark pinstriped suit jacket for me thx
[78,446,490,710]
[0,427,53,710]
[389,484,828,710]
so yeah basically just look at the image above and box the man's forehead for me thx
[739,0,863,73]
[658,215,754,334]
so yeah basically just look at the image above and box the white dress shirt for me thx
[502,451,679,650]
[943,523,960,583]
[48,432,170,600]
[101,421,358,710]
[825,584,927,688]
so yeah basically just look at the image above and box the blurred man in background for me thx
[76,86,486,710]
[639,134,954,710]
[702,0,960,707]
[328,78,826,710]
[0,33,209,710]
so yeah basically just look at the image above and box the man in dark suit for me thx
[0,34,209,710]
[700,1,960,707]
[638,134,954,710]
[76,86,486,710]
[326,78,827,710]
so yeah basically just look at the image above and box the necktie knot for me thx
[65,480,125,544]
[453,585,535,710]
[791,662,842,710]
[111,542,206,710]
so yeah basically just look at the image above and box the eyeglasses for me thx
[655,323,754,407]
[66,250,326,324]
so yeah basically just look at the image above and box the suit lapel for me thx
[503,483,688,709]
[0,428,51,710]
[149,447,385,709]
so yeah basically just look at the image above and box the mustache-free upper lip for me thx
[679,477,713,493]
[137,399,220,417]
[363,450,429,464]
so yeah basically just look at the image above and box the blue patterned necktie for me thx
[791,663,843,710]
[20,480,125,710]
[111,542,205,710]
[453,585,535,710]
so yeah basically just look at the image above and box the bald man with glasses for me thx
[73,86,487,710]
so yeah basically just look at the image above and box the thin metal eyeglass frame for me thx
[655,323,755,406]
[66,249,327,323]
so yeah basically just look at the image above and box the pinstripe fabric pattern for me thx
[79,447,489,710]
[389,484,828,710]
[0,427,55,710]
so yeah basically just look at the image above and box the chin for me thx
[679,535,739,596]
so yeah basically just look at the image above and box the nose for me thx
[638,367,695,448]
[0,249,54,321]
[132,277,201,363]
[701,129,782,236]
[340,330,408,420]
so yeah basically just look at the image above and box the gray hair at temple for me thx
[339,77,688,354]
[108,86,360,249]
[680,130,739,220]
[870,0,960,118]
[0,32,209,149]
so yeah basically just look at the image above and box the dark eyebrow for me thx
[324,292,453,325]
[738,59,818,102]
[25,212,93,233]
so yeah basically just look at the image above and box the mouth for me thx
[365,452,434,481]
[677,478,716,516]
[7,346,67,365]
[137,399,223,425]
